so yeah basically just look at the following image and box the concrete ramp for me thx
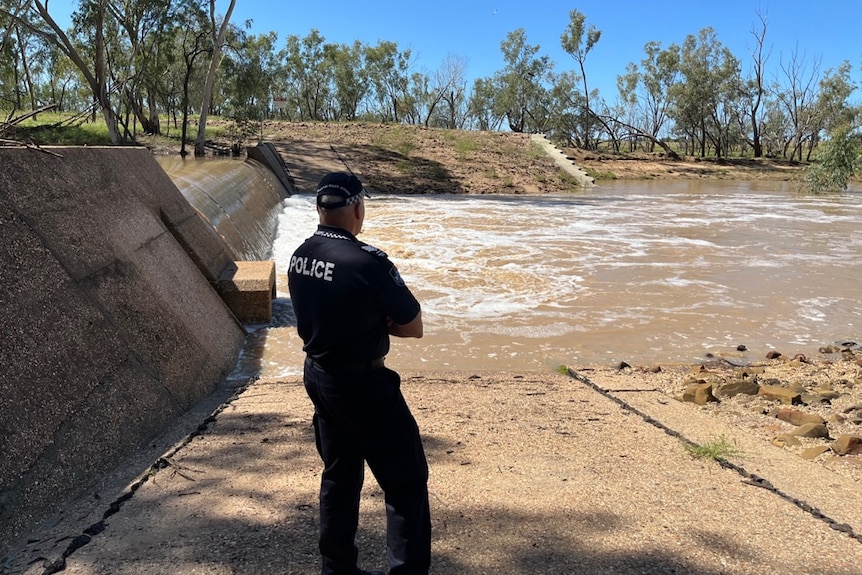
[0,146,247,555]
[530,134,596,187]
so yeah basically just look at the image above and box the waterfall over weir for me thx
[157,147,291,261]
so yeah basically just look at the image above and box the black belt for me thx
[308,356,385,373]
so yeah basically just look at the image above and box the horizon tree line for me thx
[1,2,859,167]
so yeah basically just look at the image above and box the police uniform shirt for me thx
[288,224,420,367]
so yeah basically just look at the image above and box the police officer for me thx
[288,172,431,575]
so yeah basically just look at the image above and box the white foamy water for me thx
[233,180,862,379]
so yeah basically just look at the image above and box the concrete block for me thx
[218,261,276,323]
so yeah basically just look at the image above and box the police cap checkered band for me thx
[316,172,369,208]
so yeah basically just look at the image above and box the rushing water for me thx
[232,179,861,379]
[158,156,286,261]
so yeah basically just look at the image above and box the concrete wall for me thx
[0,147,247,556]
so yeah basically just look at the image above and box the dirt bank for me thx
[141,121,808,193]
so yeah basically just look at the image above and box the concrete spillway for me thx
[0,144,290,558]
[157,145,292,261]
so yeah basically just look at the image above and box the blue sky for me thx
[233,0,862,101]
[50,0,862,102]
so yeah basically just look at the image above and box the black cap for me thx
[316,172,370,208]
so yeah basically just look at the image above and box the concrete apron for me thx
[4,370,861,575]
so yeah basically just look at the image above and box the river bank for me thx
[152,122,860,471]
[145,122,862,476]
[140,121,810,193]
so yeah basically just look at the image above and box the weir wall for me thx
[0,147,249,555]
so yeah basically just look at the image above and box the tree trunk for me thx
[601,116,680,159]
[751,111,763,158]
[16,27,37,113]
[195,0,236,157]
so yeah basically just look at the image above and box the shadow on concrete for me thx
[0,146,247,557]
[7,402,742,575]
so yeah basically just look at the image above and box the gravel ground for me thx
[5,360,861,575]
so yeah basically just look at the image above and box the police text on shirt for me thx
[290,256,335,281]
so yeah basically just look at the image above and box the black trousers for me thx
[304,358,431,575]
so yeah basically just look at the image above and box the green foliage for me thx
[555,364,569,375]
[453,134,480,159]
[4,112,113,145]
[684,435,742,461]
[804,125,861,193]
[427,164,449,181]
[487,29,554,133]
[527,142,547,160]
[584,168,617,181]
[559,9,602,149]
[669,27,741,158]
[2,2,861,163]
[395,158,413,174]
[372,125,418,157]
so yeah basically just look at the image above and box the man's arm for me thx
[388,311,423,338]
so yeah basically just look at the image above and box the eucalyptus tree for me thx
[325,40,366,121]
[560,9,601,149]
[805,122,861,192]
[401,71,428,125]
[617,41,680,152]
[759,98,792,158]
[194,0,236,156]
[433,54,469,129]
[776,60,858,164]
[670,27,740,157]
[466,76,504,131]
[0,18,22,110]
[44,38,87,111]
[0,0,126,143]
[416,54,468,128]
[364,40,412,122]
[484,28,553,133]
[281,29,331,121]
[809,61,857,155]
[546,70,586,146]
[738,10,770,157]
[220,30,278,123]
[105,0,177,136]
[172,0,210,156]
[10,23,38,111]
[772,47,824,161]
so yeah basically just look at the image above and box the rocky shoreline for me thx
[596,344,862,480]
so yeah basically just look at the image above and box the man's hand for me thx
[387,311,423,338]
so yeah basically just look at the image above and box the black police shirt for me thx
[288,224,420,366]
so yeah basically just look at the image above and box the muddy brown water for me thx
[215,179,862,379]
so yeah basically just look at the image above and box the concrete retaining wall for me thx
[0,147,247,556]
